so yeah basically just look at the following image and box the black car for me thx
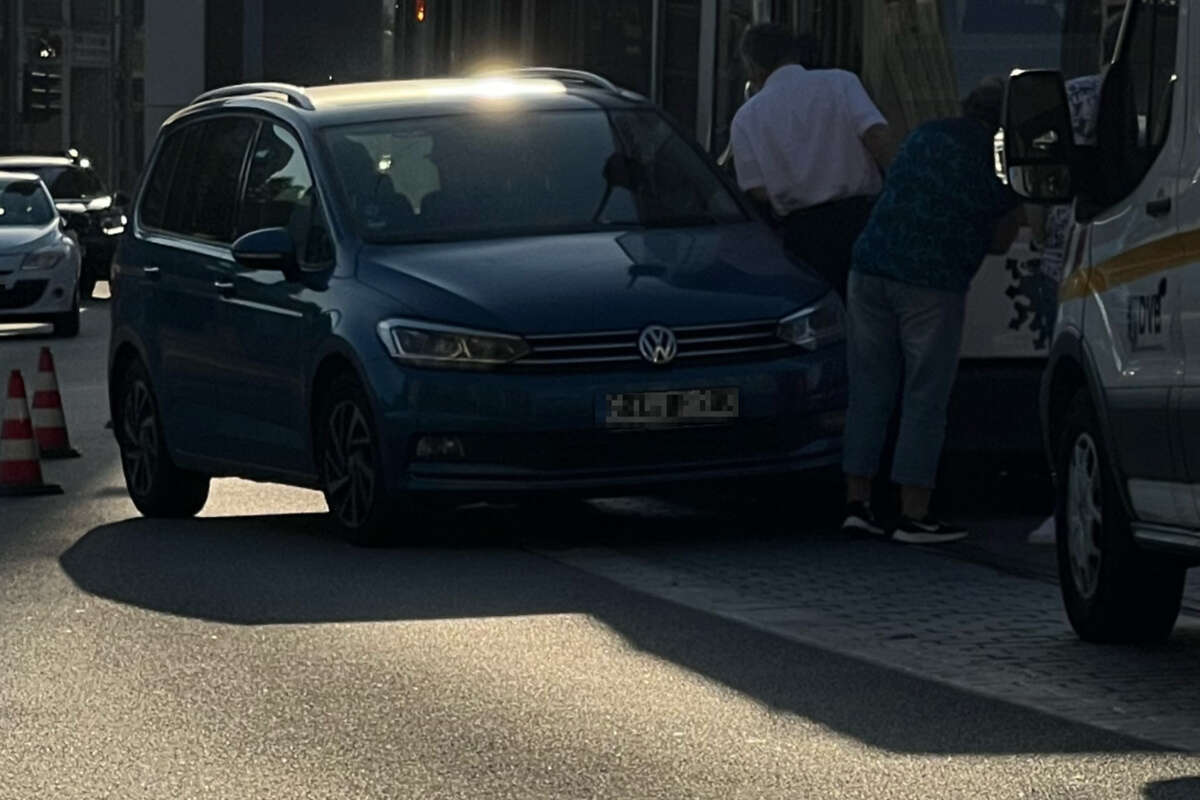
[0,155,128,298]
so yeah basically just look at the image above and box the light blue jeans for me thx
[842,272,966,489]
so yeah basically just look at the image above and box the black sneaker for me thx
[842,502,885,536]
[893,517,968,544]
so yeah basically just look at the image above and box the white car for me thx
[0,171,82,337]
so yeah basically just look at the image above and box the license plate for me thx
[605,388,739,425]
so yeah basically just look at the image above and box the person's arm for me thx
[1026,204,1047,249]
[730,118,771,213]
[861,123,897,172]
[990,206,1023,255]
[843,74,894,171]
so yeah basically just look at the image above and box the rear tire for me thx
[1055,390,1185,643]
[114,359,210,518]
[316,373,421,547]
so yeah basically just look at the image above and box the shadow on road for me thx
[1144,778,1200,799]
[59,505,1170,757]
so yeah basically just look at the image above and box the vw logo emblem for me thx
[638,325,678,366]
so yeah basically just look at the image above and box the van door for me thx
[1172,0,1200,523]
[209,121,332,477]
[1083,0,1189,527]
[149,116,259,464]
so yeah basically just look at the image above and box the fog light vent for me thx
[415,435,466,460]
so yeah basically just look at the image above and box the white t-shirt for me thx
[731,65,887,216]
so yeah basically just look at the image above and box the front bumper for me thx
[368,346,847,495]
[0,257,78,320]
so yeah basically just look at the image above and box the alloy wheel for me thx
[323,399,377,529]
[1066,432,1104,600]
[121,379,158,498]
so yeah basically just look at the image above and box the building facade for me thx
[3,1,1121,198]
[1,0,144,191]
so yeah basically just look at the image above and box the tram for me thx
[393,0,1123,457]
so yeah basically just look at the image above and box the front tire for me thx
[317,373,419,547]
[114,359,210,518]
[1056,390,1185,643]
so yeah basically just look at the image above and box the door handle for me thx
[1146,197,1172,218]
[213,280,236,298]
[142,265,161,280]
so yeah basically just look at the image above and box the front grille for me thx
[521,320,791,369]
[0,280,48,310]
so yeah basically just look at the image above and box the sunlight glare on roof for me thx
[318,78,566,107]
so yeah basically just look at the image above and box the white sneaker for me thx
[893,516,968,544]
[842,502,886,536]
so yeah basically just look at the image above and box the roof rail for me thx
[481,68,622,93]
[192,82,315,111]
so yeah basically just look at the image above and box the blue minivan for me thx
[109,71,847,544]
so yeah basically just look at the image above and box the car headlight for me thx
[376,319,530,368]
[21,246,69,271]
[87,195,114,212]
[776,293,846,351]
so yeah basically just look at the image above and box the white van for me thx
[1000,0,1196,642]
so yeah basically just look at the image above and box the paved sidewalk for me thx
[946,514,1200,615]
[531,500,1200,752]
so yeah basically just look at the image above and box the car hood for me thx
[357,224,829,334]
[0,223,58,255]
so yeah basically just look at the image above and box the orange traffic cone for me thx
[0,370,63,496]
[31,347,80,459]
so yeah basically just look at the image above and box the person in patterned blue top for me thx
[840,77,1023,544]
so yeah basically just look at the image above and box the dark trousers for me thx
[779,195,876,300]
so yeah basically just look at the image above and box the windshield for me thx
[13,165,106,199]
[324,109,746,243]
[0,180,55,226]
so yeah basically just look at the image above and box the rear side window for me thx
[238,123,332,266]
[139,130,185,230]
[145,117,257,243]
[176,117,258,243]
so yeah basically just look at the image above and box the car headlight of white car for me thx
[776,293,846,351]
[20,245,70,271]
[377,319,530,368]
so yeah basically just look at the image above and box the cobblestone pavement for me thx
[526,497,1200,752]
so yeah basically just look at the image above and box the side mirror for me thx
[231,227,298,278]
[1000,69,1075,203]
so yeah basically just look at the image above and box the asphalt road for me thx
[1,299,1199,799]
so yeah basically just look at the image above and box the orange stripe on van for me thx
[1059,228,1200,301]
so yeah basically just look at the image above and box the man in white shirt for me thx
[731,24,895,297]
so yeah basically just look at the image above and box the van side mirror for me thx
[1000,69,1075,203]
[231,227,298,279]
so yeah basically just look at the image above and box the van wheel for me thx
[317,373,418,547]
[1056,390,1184,643]
[115,359,210,518]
